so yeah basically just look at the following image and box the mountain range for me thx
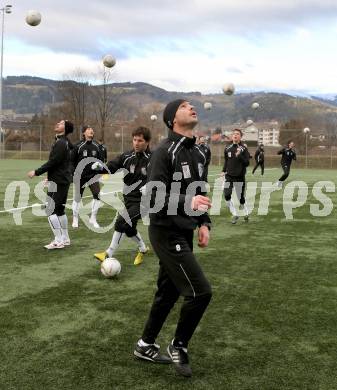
[4,76,337,131]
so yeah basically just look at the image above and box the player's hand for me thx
[198,225,210,248]
[235,147,243,157]
[27,170,35,178]
[92,162,103,170]
[220,172,225,177]
[191,195,211,211]
[139,185,147,195]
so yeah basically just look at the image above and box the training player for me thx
[93,126,151,266]
[134,99,212,378]
[71,125,104,228]
[27,120,73,249]
[252,143,265,175]
[197,135,211,181]
[276,140,297,188]
[221,128,250,224]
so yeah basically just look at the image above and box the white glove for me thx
[92,162,103,171]
[139,185,147,196]
[235,146,244,156]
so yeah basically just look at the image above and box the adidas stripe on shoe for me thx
[134,343,171,364]
[167,342,192,377]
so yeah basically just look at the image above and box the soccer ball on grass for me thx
[101,258,121,278]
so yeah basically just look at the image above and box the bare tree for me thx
[91,65,122,143]
[58,68,92,138]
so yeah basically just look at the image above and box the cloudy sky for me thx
[4,1,337,94]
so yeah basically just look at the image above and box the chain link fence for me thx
[2,122,337,169]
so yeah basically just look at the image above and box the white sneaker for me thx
[72,217,79,228]
[44,241,65,250]
[63,239,71,246]
[89,218,100,228]
[277,181,283,189]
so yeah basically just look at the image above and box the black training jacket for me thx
[278,147,297,167]
[146,131,211,230]
[35,134,72,184]
[255,147,264,163]
[222,142,250,178]
[106,149,151,202]
[71,139,103,180]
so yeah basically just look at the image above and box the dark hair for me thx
[81,125,92,133]
[132,126,151,142]
[81,125,93,140]
[233,128,243,136]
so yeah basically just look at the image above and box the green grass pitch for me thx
[1,159,337,389]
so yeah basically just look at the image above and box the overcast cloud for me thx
[4,1,337,93]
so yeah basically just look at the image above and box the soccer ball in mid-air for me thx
[150,114,158,121]
[222,83,235,96]
[101,258,121,278]
[204,102,212,111]
[252,102,260,110]
[26,10,41,26]
[103,55,116,68]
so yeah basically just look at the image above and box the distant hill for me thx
[4,76,337,130]
[310,94,337,107]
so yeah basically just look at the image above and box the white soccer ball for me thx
[303,127,310,134]
[204,102,212,111]
[222,83,235,96]
[150,114,158,121]
[101,258,121,278]
[246,119,254,126]
[103,55,116,68]
[252,102,260,110]
[26,10,41,26]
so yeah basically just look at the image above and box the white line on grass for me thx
[0,190,122,214]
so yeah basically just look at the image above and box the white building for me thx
[258,127,280,146]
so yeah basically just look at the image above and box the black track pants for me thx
[279,165,290,182]
[141,225,212,347]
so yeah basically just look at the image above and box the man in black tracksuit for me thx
[252,143,265,175]
[93,126,152,266]
[134,99,212,378]
[277,141,296,188]
[197,136,211,181]
[71,125,104,229]
[27,120,74,249]
[222,128,250,224]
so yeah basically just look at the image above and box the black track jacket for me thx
[146,131,211,230]
[35,134,72,184]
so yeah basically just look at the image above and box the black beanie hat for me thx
[163,99,186,130]
[64,120,74,135]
